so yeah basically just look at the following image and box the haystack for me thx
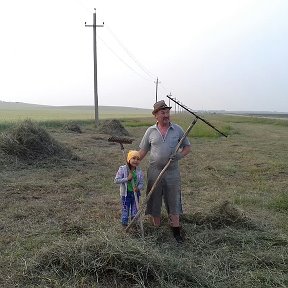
[64,122,82,133]
[97,119,130,136]
[0,120,74,160]
[182,200,255,229]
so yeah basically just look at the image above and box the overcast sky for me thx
[0,0,287,112]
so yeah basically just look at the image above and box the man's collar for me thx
[153,122,174,130]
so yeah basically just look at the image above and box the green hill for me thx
[0,101,151,121]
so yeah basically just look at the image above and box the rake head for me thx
[108,136,134,144]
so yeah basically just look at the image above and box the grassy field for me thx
[0,102,152,123]
[0,109,287,287]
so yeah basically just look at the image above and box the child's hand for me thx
[127,172,133,181]
[133,187,139,192]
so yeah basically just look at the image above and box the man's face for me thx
[155,108,170,124]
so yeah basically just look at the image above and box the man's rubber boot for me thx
[172,227,183,244]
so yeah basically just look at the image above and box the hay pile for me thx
[203,200,248,227]
[25,232,205,287]
[182,200,255,229]
[0,120,74,161]
[97,119,130,136]
[64,122,82,133]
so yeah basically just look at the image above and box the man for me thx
[139,100,191,243]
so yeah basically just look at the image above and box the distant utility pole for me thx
[168,92,172,107]
[85,8,104,126]
[154,77,160,103]
[174,98,177,114]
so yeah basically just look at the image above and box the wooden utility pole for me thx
[168,92,172,107]
[154,77,160,103]
[85,9,104,126]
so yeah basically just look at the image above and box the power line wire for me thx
[98,35,152,82]
[105,24,156,80]
[80,4,176,102]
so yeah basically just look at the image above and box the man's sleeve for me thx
[139,128,151,151]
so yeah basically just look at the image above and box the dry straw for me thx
[97,119,131,136]
[25,231,207,287]
[0,119,74,161]
[182,200,257,230]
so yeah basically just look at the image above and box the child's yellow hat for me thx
[127,150,140,163]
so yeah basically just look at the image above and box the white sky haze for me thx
[0,0,288,112]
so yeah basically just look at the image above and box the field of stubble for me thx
[0,113,287,287]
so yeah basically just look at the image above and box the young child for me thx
[114,150,144,226]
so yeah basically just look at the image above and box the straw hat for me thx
[152,100,172,115]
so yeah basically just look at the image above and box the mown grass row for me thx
[0,117,230,138]
[121,115,233,138]
[1,110,287,134]
[0,119,96,132]
[19,209,288,288]
[216,114,288,127]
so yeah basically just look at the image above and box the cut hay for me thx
[97,119,130,137]
[25,232,207,287]
[0,120,74,161]
[64,122,82,133]
[182,200,257,229]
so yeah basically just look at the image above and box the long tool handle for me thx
[126,118,198,232]
[132,180,144,239]
[133,191,144,235]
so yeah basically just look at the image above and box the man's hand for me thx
[170,152,183,161]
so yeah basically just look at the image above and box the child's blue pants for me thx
[121,192,139,225]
